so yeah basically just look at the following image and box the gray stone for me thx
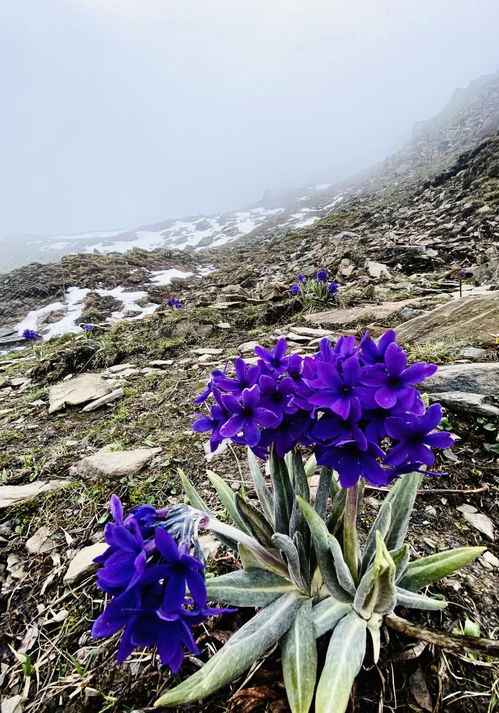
[64,543,108,584]
[238,340,259,354]
[48,374,115,414]
[427,391,499,417]
[366,261,391,280]
[305,300,411,327]
[0,480,70,509]
[423,363,498,396]
[25,526,55,554]
[192,348,223,355]
[457,346,488,360]
[81,388,124,412]
[70,447,162,480]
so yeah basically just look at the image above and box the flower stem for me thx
[343,482,360,583]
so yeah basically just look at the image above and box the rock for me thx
[70,446,162,480]
[457,504,478,514]
[48,374,115,414]
[398,307,421,321]
[81,388,124,412]
[198,534,220,560]
[217,322,231,329]
[305,300,411,327]
[395,293,499,345]
[285,332,311,343]
[238,340,259,354]
[366,261,391,280]
[0,480,70,509]
[107,363,135,373]
[1,695,24,713]
[423,363,498,396]
[25,526,55,554]
[457,346,488,359]
[461,511,495,540]
[148,359,174,367]
[482,551,499,567]
[192,348,223,355]
[427,391,499,417]
[64,543,108,584]
[291,326,333,337]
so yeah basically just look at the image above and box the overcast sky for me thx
[1,0,498,238]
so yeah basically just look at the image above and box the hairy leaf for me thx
[383,471,423,551]
[328,534,356,596]
[206,568,296,607]
[207,470,251,534]
[315,612,367,713]
[270,451,294,535]
[247,449,274,525]
[361,501,392,575]
[179,468,211,512]
[398,547,485,592]
[238,543,288,577]
[272,533,308,593]
[354,532,396,618]
[315,467,333,519]
[282,599,317,713]
[312,597,352,638]
[326,487,347,536]
[396,587,447,611]
[390,544,411,582]
[236,494,275,548]
[154,592,302,707]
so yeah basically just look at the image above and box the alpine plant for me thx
[290,268,339,305]
[92,330,484,713]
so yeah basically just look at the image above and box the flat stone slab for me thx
[49,374,115,414]
[423,363,498,396]
[428,391,499,417]
[305,300,411,327]
[395,293,499,345]
[64,542,108,584]
[70,446,162,480]
[0,480,70,509]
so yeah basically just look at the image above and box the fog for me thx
[1,0,499,238]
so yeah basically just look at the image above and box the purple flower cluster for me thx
[81,323,95,332]
[92,496,227,670]
[193,331,454,488]
[289,270,339,299]
[166,297,183,309]
[22,329,42,341]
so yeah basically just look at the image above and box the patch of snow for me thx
[313,183,331,190]
[149,268,193,285]
[15,287,90,338]
[198,264,216,276]
[323,195,344,210]
[294,216,319,228]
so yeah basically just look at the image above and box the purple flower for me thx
[192,388,231,452]
[316,440,389,488]
[459,269,472,278]
[153,528,207,612]
[22,329,42,341]
[361,342,437,409]
[259,412,310,458]
[290,283,300,295]
[220,385,277,447]
[81,323,95,331]
[327,282,339,296]
[297,273,307,284]
[384,403,455,467]
[307,356,371,420]
[94,519,146,595]
[166,297,183,309]
[360,329,397,365]
[254,337,289,375]
[215,358,260,396]
[316,269,328,283]
[258,374,296,425]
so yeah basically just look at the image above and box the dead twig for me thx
[385,614,499,657]
[366,484,489,496]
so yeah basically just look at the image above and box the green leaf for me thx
[398,547,485,592]
[206,568,296,607]
[297,496,351,602]
[326,487,347,536]
[207,470,250,534]
[282,599,317,713]
[328,535,356,596]
[304,453,317,477]
[179,468,211,512]
[390,544,410,582]
[315,467,333,519]
[383,471,423,551]
[361,501,392,575]
[272,533,308,593]
[354,532,396,618]
[312,597,352,638]
[235,494,274,548]
[315,612,367,713]
[154,592,302,707]
[270,451,294,534]
[396,586,447,611]
[238,543,288,577]
[247,449,274,525]
[288,450,310,537]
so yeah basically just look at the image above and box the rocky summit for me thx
[0,72,498,713]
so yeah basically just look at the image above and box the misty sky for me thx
[1,0,499,238]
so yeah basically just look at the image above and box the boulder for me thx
[48,374,115,414]
[0,480,70,509]
[395,293,499,345]
[305,300,411,327]
[70,446,162,480]
[422,363,498,396]
[427,391,499,418]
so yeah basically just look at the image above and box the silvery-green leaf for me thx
[272,533,308,594]
[312,597,352,638]
[282,599,317,713]
[238,543,288,577]
[390,544,411,582]
[206,568,295,607]
[154,592,302,707]
[398,547,485,592]
[304,453,317,477]
[315,612,367,713]
[290,450,310,501]
[297,497,351,602]
[315,467,333,519]
[294,531,311,590]
[354,532,396,618]
[361,501,392,575]
[367,612,383,664]
[383,471,423,551]
[207,470,251,534]
[179,468,211,513]
[326,487,347,536]
[396,586,447,611]
[270,451,294,535]
[247,448,274,525]
[328,534,356,596]
[235,494,274,548]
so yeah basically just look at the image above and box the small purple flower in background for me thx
[22,329,42,341]
[327,282,339,296]
[297,273,307,284]
[459,268,472,277]
[290,283,300,295]
[81,323,95,331]
[166,297,183,309]
[316,269,328,283]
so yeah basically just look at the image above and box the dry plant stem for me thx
[385,614,499,657]
[343,482,360,583]
[365,484,489,496]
